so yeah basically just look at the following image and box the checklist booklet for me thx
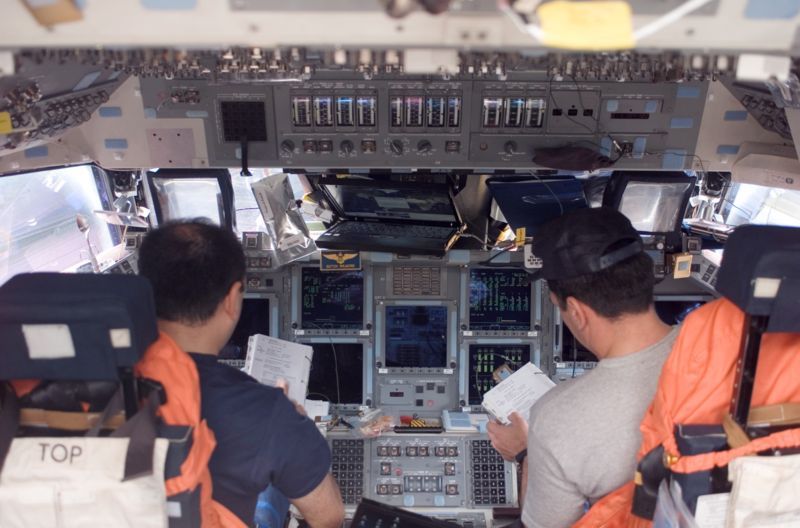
[244,334,313,405]
[481,362,555,425]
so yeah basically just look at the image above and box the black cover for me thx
[532,145,615,171]
[486,177,588,235]
[0,273,158,380]
[717,225,800,333]
[146,168,235,230]
[351,498,457,528]
[672,424,730,514]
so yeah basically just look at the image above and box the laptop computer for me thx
[313,175,464,257]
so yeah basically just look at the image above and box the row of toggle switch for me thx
[376,445,459,457]
[279,139,462,155]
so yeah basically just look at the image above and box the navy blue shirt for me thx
[190,353,331,526]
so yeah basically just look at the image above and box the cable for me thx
[571,333,578,379]
[460,232,495,251]
[471,350,525,402]
[633,0,715,41]
[545,74,623,163]
[498,1,544,44]
[479,243,517,266]
[304,321,342,405]
[530,172,564,215]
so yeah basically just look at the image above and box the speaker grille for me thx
[220,101,267,142]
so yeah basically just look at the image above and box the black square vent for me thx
[220,101,267,142]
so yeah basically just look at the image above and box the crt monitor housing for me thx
[305,342,364,408]
[146,168,235,230]
[468,343,531,405]
[468,268,533,331]
[300,267,365,330]
[384,305,448,368]
[654,295,709,325]
[603,172,696,250]
[219,297,270,366]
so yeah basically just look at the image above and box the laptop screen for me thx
[321,183,457,223]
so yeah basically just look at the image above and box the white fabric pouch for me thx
[727,453,800,528]
[0,436,169,528]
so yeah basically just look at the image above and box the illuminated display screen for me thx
[306,343,363,405]
[301,268,364,329]
[655,300,702,325]
[468,344,530,405]
[469,269,532,330]
[219,298,269,363]
[385,305,447,368]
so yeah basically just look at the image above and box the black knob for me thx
[280,140,295,155]
[450,361,457,368]
[376,361,383,368]
[340,140,354,154]
[504,141,518,155]
[417,140,432,153]
[390,139,404,155]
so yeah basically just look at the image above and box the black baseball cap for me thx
[531,207,644,281]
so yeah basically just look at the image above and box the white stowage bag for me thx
[653,480,702,528]
[727,453,800,528]
[0,437,169,528]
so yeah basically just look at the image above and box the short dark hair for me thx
[547,252,655,319]
[138,220,246,324]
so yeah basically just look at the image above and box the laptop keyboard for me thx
[332,222,454,239]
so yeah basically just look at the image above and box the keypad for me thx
[470,439,507,505]
[331,439,365,504]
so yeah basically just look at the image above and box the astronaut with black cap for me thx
[487,207,679,528]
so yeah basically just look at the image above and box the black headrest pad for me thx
[717,225,800,332]
[0,273,158,380]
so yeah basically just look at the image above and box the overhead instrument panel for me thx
[134,68,709,171]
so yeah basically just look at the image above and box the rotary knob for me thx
[417,140,432,154]
[280,140,295,155]
[390,139,405,155]
[504,141,518,155]
[340,140,354,155]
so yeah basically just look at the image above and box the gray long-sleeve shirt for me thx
[521,326,679,528]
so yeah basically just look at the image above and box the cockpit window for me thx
[230,168,272,235]
[228,168,326,238]
[722,183,800,228]
[0,165,120,285]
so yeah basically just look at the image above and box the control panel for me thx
[138,75,708,171]
[229,251,712,524]
[329,433,516,510]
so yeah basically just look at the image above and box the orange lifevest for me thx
[135,332,246,528]
[573,298,800,528]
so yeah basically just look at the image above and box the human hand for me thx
[486,411,529,462]
[275,378,307,417]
